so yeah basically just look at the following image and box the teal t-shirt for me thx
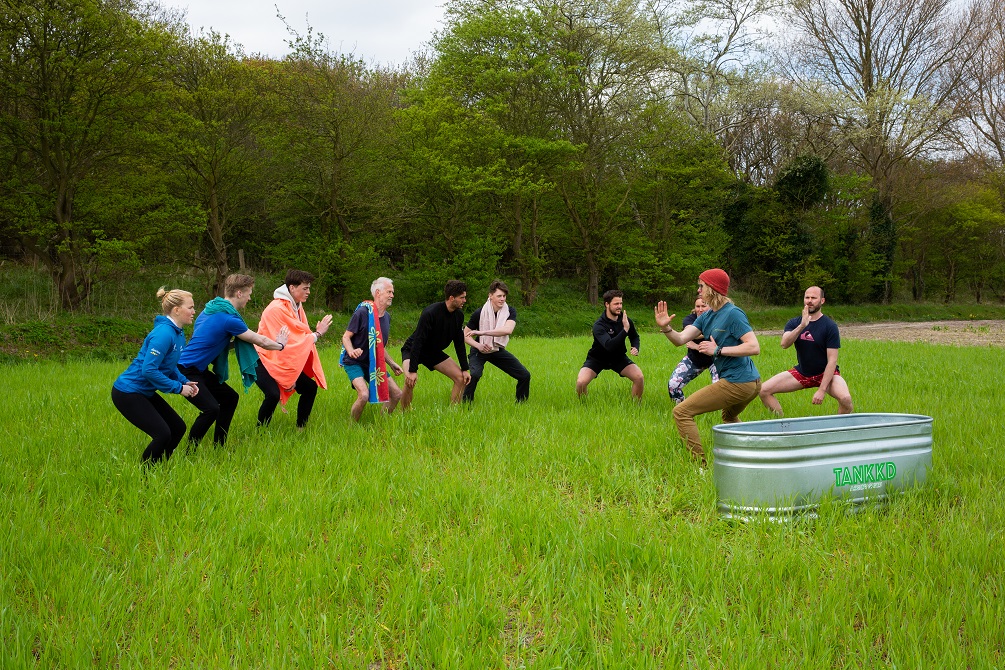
[692,302,760,383]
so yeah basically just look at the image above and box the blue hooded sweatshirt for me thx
[113,315,190,396]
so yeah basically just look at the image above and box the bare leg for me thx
[432,358,467,404]
[576,367,598,398]
[759,371,803,417]
[350,377,369,422]
[621,363,644,401]
[400,359,415,410]
[385,377,403,414]
[828,376,854,414]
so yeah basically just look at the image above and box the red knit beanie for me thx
[699,268,730,296]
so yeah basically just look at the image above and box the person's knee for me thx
[219,386,239,409]
[672,400,697,424]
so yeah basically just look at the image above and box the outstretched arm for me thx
[654,301,702,346]
[238,325,289,350]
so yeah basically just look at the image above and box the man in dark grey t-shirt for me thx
[759,286,854,417]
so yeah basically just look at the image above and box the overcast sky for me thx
[170,0,446,66]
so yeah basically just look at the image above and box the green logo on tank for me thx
[833,462,897,487]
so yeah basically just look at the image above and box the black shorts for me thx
[400,347,450,371]
[582,354,634,375]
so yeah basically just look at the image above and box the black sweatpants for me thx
[254,359,318,428]
[463,347,531,402]
[179,365,240,446]
[111,387,186,464]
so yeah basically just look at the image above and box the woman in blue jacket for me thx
[112,288,200,464]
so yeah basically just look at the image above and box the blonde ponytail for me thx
[157,287,192,315]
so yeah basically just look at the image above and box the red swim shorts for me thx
[788,368,841,388]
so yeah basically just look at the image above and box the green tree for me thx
[543,0,671,303]
[781,0,987,301]
[268,22,407,309]
[421,1,578,304]
[159,32,273,298]
[0,0,180,308]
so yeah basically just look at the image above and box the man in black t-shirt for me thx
[759,286,854,416]
[340,277,404,421]
[462,280,530,403]
[400,280,471,409]
[576,289,644,400]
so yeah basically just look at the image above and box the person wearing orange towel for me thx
[254,269,333,429]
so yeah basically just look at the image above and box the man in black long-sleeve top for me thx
[400,280,471,409]
[576,289,644,399]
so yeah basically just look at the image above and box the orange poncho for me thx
[256,285,327,405]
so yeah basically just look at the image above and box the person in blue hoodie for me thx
[177,274,289,447]
[112,288,200,465]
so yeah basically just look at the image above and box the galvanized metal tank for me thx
[712,413,933,520]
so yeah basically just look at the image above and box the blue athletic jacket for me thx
[113,315,190,396]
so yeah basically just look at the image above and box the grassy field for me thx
[2,333,1004,668]
[4,261,1005,363]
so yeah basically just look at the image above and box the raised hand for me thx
[654,301,676,330]
[316,314,333,337]
[276,325,290,347]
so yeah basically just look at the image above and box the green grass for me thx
[2,333,1004,667]
[3,262,1004,362]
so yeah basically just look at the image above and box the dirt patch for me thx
[763,320,1005,347]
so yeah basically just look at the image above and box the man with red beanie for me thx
[654,269,762,464]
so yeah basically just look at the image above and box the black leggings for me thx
[254,359,319,428]
[112,388,186,464]
[179,366,240,446]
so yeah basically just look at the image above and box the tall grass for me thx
[2,332,1004,667]
[3,262,1004,361]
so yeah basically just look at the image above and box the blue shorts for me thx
[344,364,367,383]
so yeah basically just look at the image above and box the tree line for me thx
[2,0,1004,311]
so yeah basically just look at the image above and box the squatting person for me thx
[667,296,719,404]
[112,288,200,465]
[462,279,530,403]
[177,273,289,447]
[759,285,853,417]
[340,277,404,421]
[400,280,471,409]
[576,289,644,400]
[255,269,332,429]
[655,269,761,464]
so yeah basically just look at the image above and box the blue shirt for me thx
[178,311,249,371]
[113,315,190,396]
[692,303,760,383]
